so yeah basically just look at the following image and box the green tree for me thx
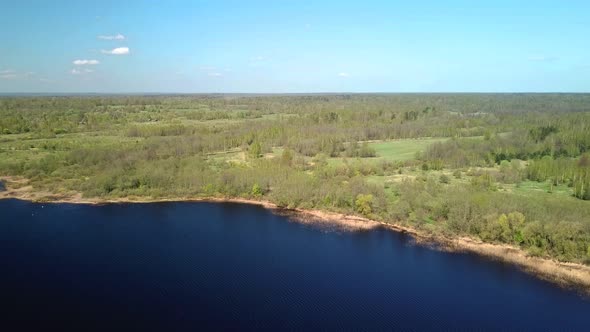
[497,214,512,242]
[494,212,526,243]
[359,142,376,158]
[249,141,262,159]
[281,148,293,166]
[507,212,526,244]
[355,194,373,217]
[251,183,263,197]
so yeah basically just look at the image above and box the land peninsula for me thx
[1,94,590,293]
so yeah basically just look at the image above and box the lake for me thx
[1,199,589,330]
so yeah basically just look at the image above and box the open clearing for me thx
[369,138,448,162]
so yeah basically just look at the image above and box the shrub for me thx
[251,183,263,197]
[355,194,374,217]
[248,141,262,159]
[439,174,450,184]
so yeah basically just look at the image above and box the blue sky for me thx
[1,0,589,93]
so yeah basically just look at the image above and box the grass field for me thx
[369,138,448,162]
[510,180,574,198]
[323,138,447,166]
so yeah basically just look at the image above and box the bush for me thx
[281,148,293,166]
[248,142,262,159]
[251,183,263,197]
[471,173,496,191]
[355,194,374,217]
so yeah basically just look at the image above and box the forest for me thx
[1,93,590,264]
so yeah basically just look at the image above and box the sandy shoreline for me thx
[1,178,590,295]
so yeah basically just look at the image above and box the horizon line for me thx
[1,91,589,97]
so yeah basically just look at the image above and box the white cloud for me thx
[0,69,15,74]
[338,72,350,77]
[39,78,51,82]
[71,68,94,75]
[98,34,125,40]
[73,59,100,65]
[0,74,17,79]
[101,47,130,55]
[208,72,222,77]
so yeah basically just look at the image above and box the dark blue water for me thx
[0,199,589,331]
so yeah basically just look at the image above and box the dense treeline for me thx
[527,155,590,200]
[1,94,590,264]
[421,111,590,201]
[393,178,590,262]
[423,114,590,166]
[3,93,590,141]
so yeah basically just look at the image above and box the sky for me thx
[1,0,589,93]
